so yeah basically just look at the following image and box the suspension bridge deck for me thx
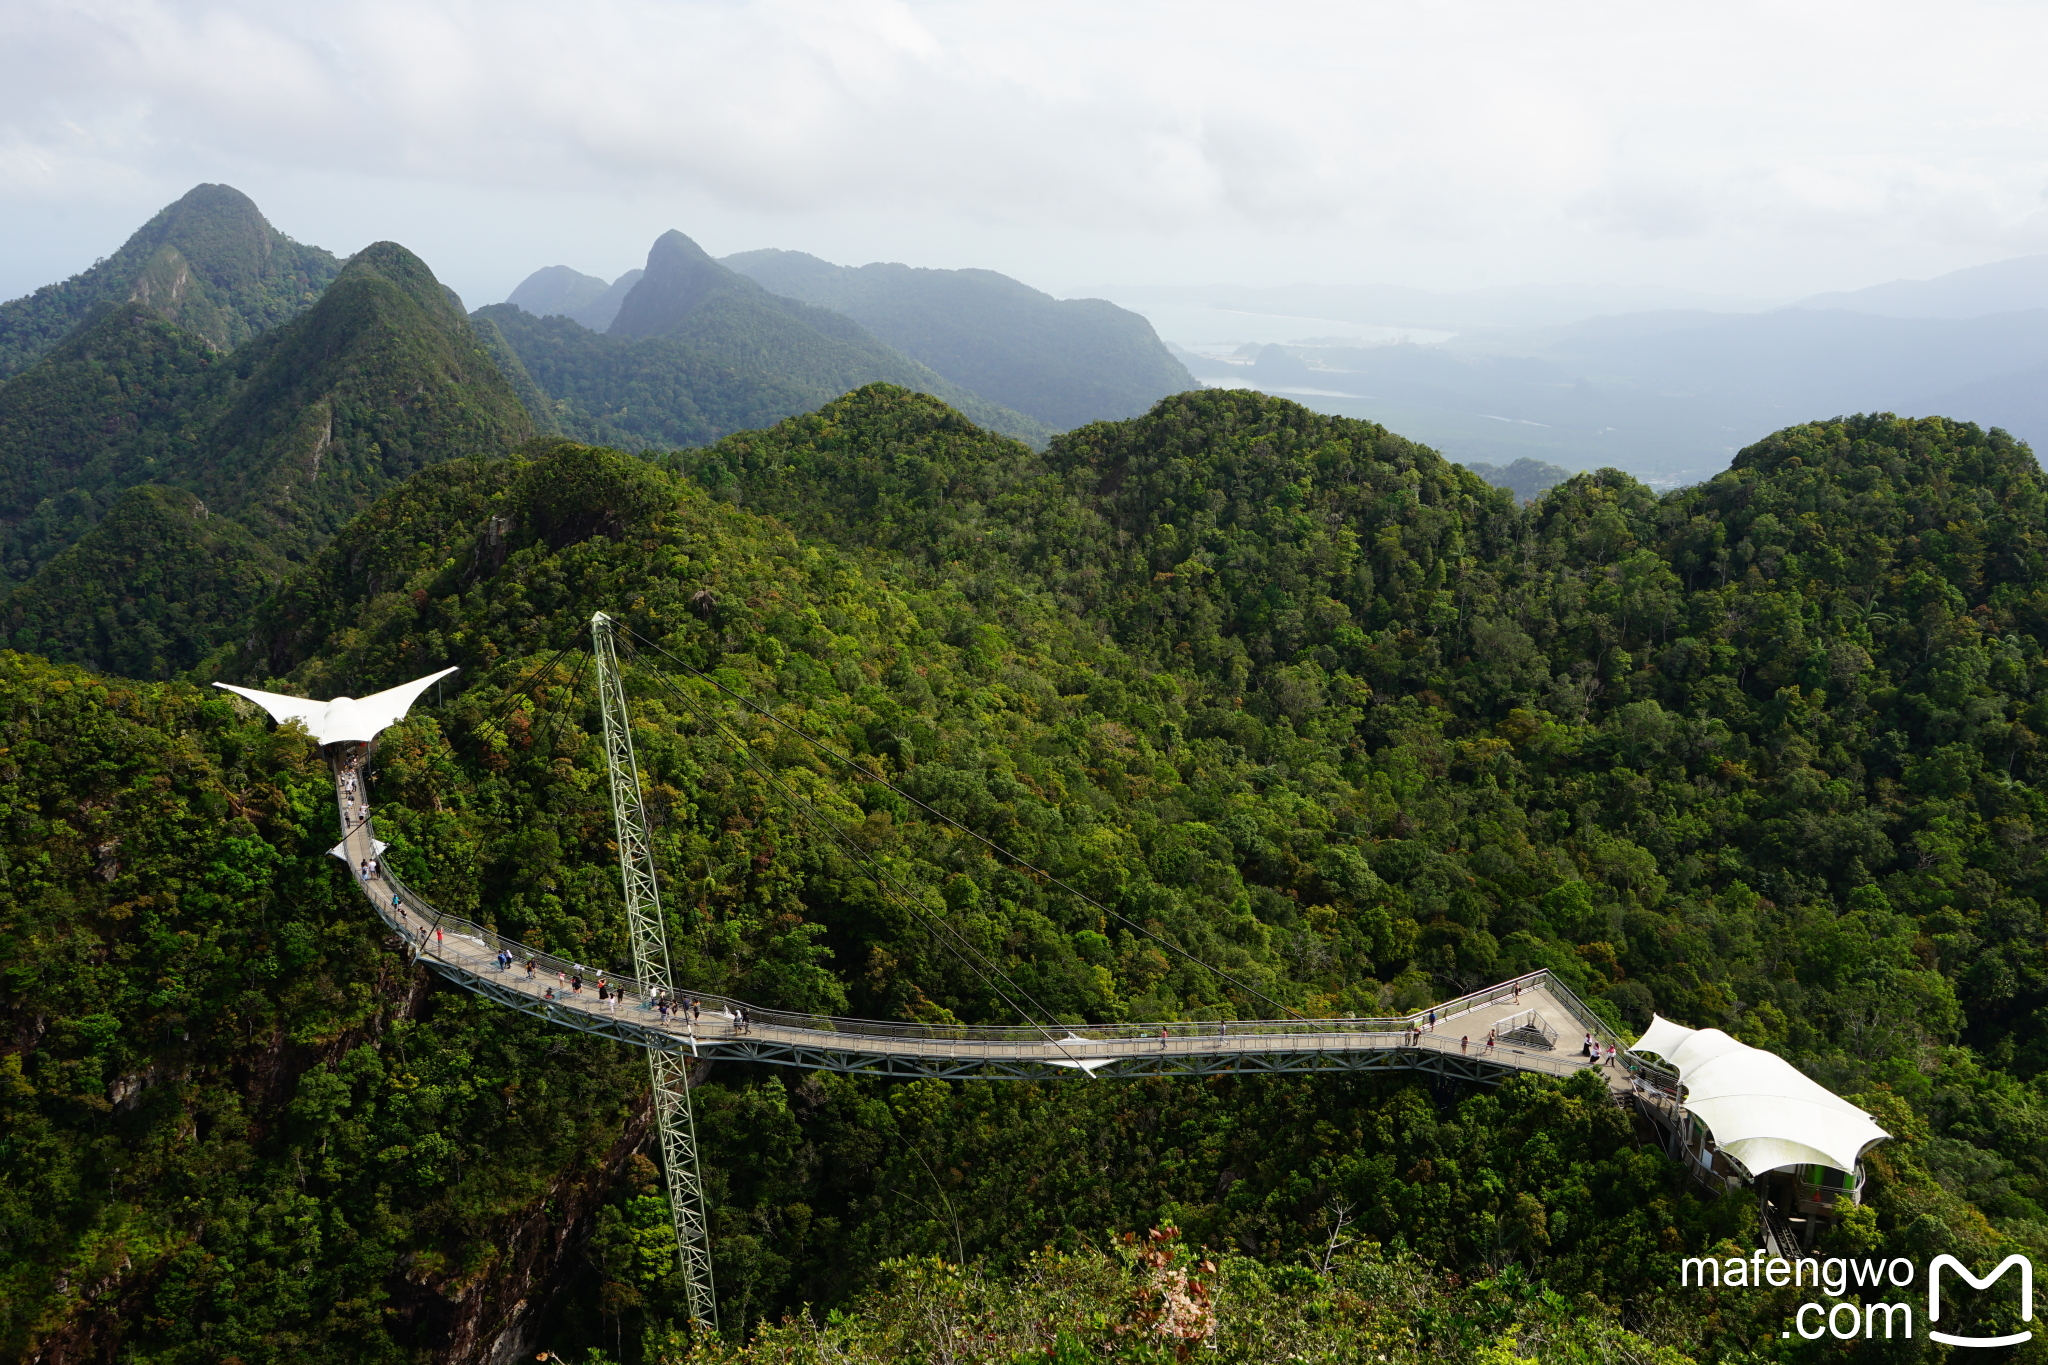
[333,757,1641,1090]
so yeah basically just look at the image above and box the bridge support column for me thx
[594,612,718,1331]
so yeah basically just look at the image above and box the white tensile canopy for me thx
[1632,1016,1889,1176]
[214,667,457,746]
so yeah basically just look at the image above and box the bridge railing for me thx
[367,864,1630,1050]
[341,757,1675,1055]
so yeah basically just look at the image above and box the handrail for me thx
[340,761,1653,1069]
[376,869,1599,1048]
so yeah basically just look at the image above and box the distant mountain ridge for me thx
[507,264,644,331]
[0,184,341,381]
[492,230,1054,448]
[722,248,1195,427]
[1791,254,2048,319]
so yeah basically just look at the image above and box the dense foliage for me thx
[668,1223,1702,1365]
[9,379,2048,1362]
[0,304,231,584]
[0,652,650,1364]
[475,304,821,452]
[2,484,280,678]
[0,184,339,382]
[723,248,1196,428]
[0,242,533,675]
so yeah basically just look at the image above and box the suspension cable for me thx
[538,651,593,755]
[476,646,573,743]
[624,626,1301,1020]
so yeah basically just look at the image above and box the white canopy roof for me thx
[1633,1015,1888,1176]
[214,668,457,746]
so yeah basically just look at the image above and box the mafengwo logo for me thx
[1680,1252,2033,1344]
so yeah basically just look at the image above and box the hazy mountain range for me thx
[8,177,2048,677]
[1111,255,2048,485]
[501,246,1196,433]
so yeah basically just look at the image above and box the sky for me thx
[4,0,2048,310]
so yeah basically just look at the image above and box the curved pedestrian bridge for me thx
[333,758,1647,1090]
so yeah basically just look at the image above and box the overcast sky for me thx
[4,0,2047,309]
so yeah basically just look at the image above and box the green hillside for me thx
[7,391,2048,1360]
[0,242,531,674]
[1,484,281,678]
[194,241,533,555]
[0,184,341,381]
[474,303,819,450]
[0,302,232,584]
[724,247,1197,428]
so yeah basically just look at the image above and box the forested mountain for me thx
[2,483,280,679]
[507,264,645,331]
[486,230,1053,448]
[8,381,2048,1361]
[0,241,531,674]
[474,303,828,451]
[0,183,340,381]
[722,248,1195,427]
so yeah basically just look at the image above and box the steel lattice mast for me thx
[591,611,718,1330]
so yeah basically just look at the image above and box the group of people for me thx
[339,752,369,830]
[330,744,776,1043]
[340,755,382,890]
[516,959,748,1034]
[1400,1009,1619,1070]
[655,993,706,1027]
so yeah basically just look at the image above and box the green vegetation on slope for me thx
[0,649,651,1364]
[723,247,1197,428]
[0,242,532,677]
[0,303,231,585]
[679,1220,1703,1364]
[194,241,533,557]
[9,391,2048,1361]
[474,304,819,451]
[2,484,280,678]
[0,184,340,381]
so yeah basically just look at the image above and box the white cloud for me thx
[3,0,2048,294]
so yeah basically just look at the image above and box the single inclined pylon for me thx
[591,611,717,1330]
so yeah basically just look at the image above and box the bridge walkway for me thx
[332,753,1649,1092]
